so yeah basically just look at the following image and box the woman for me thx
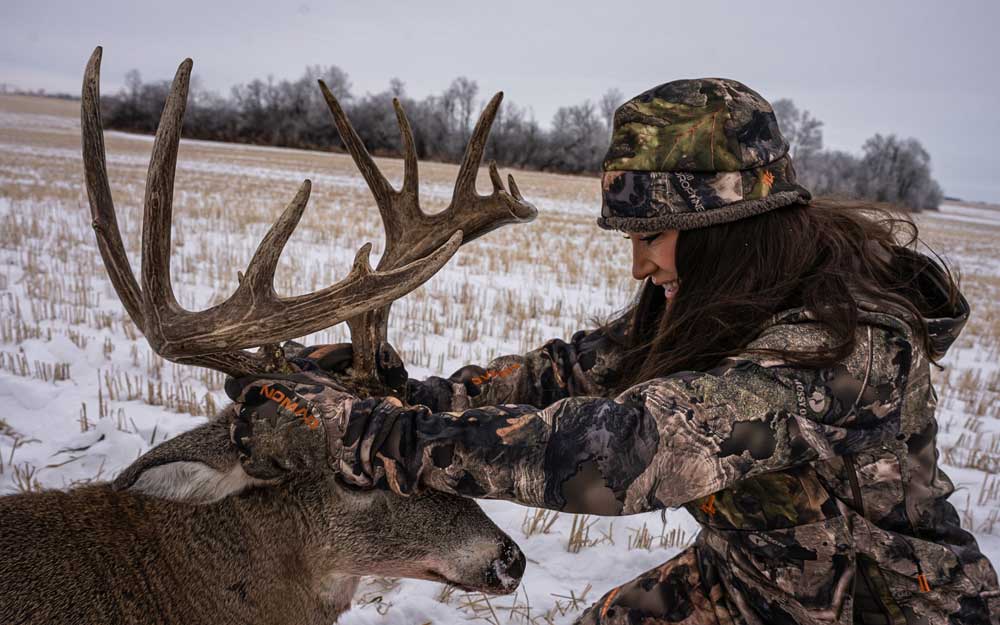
[229,78,1000,624]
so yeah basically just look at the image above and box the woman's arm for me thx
[232,320,909,514]
[408,318,627,413]
[343,325,908,515]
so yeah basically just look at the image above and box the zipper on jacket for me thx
[846,456,905,625]
[844,454,867,519]
[845,329,906,625]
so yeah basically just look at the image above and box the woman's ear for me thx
[112,419,272,504]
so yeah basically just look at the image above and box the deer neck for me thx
[141,480,355,624]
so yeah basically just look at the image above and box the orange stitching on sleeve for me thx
[917,573,930,593]
[700,494,717,517]
[600,587,621,618]
[471,363,522,386]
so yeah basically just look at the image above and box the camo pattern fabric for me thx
[601,156,803,220]
[574,547,730,624]
[405,316,629,414]
[343,300,1000,625]
[602,78,788,173]
[597,77,810,231]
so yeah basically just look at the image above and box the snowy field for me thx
[1,94,998,624]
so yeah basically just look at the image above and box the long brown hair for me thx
[598,198,961,394]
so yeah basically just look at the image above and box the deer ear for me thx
[113,418,271,504]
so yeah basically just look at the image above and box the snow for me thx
[1,98,998,624]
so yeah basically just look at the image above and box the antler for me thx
[81,46,464,378]
[318,83,537,392]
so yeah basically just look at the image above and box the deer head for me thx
[77,45,536,603]
[110,414,525,597]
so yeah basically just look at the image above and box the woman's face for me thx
[626,229,680,300]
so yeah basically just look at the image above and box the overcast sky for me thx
[3,0,998,202]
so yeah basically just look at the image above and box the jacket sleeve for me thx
[350,323,908,515]
[406,317,627,413]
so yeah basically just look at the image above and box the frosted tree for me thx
[857,134,943,210]
[599,88,624,136]
[772,98,824,173]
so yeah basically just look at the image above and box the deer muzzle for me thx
[418,533,525,595]
[482,535,526,594]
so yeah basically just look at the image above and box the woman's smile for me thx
[653,277,680,300]
[626,229,680,298]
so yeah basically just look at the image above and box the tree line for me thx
[773,100,943,210]
[98,66,944,209]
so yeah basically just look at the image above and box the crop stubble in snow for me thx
[1,94,998,624]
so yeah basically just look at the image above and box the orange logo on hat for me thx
[761,171,775,190]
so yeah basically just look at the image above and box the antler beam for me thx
[81,47,465,378]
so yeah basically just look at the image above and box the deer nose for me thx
[485,537,525,594]
[502,538,526,579]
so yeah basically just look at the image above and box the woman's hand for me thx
[227,371,356,480]
[284,341,410,395]
[334,395,413,491]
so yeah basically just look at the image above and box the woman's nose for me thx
[631,240,653,281]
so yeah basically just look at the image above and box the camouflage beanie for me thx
[597,78,812,232]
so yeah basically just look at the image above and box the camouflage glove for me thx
[405,375,462,412]
[227,371,356,480]
[405,364,509,411]
[290,341,473,411]
[286,341,409,395]
[335,396,422,494]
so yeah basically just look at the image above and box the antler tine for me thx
[488,160,505,193]
[368,97,423,268]
[452,92,503,204]
[507,173,524,200]
[336,88,538,395]
[81,47,144,329]
[242,180,311,292]
[318,80,397,212]
[371,92,538,270]
[392,98,419,198]
[428,92,537,249]
[141,56,192,325]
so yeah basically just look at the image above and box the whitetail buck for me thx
[0,46,536,624]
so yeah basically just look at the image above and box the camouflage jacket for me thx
[345,260,999,625]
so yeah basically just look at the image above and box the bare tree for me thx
[389,77,406,98]
[857,134,943,210]
[485,101,544,168]
[124,68,143,103]
[546,100,605,173]
[599,87,624,135]
[772,98,824,169]
[803,150,862,198]
[305,64,352,102]
[447,76,479,151]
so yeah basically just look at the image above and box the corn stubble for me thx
[1,94,998,623]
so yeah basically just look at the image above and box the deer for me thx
[0,46,537,625]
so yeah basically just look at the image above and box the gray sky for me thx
[3,0,998,202]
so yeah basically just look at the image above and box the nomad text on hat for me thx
[597,78,812,232]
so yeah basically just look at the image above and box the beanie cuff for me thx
[596,190,809,232]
